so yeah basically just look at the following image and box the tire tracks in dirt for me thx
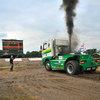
[0,66,100,100]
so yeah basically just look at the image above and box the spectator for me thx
[10,55,14,71]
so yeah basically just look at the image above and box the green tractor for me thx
[83,49,100,59]
[41,39,100,75]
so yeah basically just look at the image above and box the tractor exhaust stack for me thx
[69,34,71,54]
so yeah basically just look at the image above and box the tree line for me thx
[24,51,42,57]
[0,50,42,58]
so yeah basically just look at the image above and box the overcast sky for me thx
[0,0,100,53]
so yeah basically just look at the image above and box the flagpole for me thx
[83,43,84,50]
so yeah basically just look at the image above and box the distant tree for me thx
[24,51,42,57]
[24,51,31,57]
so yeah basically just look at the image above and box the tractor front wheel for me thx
[45,61,52,71]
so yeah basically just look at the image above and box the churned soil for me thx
[0,66,100,100]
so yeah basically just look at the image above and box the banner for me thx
[5,58,22,62]
[29,58,42,61]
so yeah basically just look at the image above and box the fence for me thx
[0,58,42,67]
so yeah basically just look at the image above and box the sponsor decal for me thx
[56,67,64,69]
[48,43,50,48]
[59,56,62,59]
[3,52,8,55]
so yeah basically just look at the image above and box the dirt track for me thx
[0,66,100,100]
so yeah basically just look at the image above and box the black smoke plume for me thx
[60,0,79,53]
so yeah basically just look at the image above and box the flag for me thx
[79,44,84,51]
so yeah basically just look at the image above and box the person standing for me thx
[10,55,14,71]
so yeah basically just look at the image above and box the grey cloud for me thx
[0,33,7,38]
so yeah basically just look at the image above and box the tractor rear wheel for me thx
[65,60,80,75]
